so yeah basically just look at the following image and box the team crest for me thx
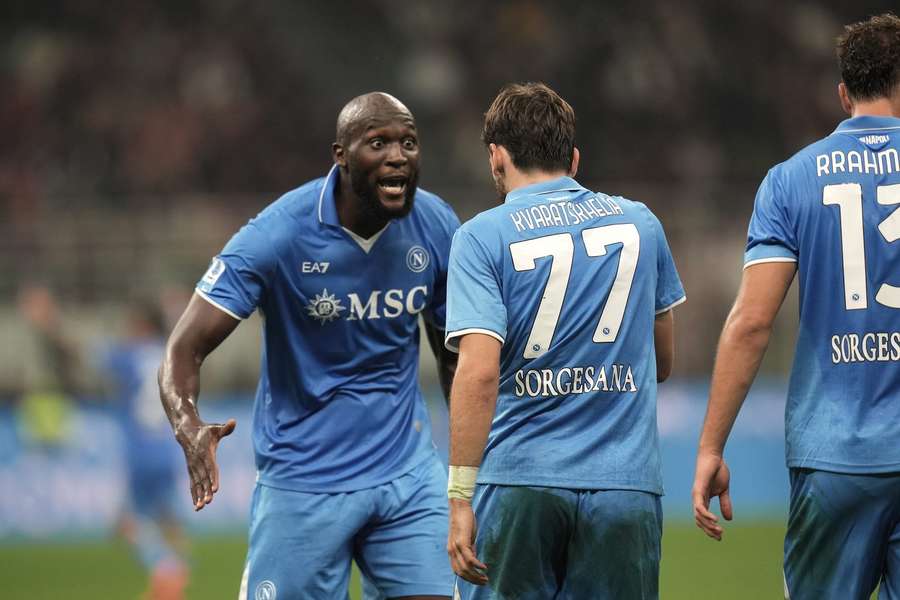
[406,245,429,273]
[255,580,276,600]
[306,289,345,325]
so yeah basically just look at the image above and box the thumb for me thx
[213,418,237,441]
[719,488,734,521]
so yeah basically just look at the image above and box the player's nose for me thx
[384,142,408,166]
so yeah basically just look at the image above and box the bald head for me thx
[336,92,414,146]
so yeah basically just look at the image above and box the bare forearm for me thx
[449,374,497,466]
[158,341,205,436]
[699,316,773,455]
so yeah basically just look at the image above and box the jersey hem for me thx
[475,476,663,496]
[444,327,505,352]
[195,289,246,321]
[656,295,686,314]
[744,257,798,269]
[786,458,900,474]
[254,451,435,494]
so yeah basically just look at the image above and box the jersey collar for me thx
[834,115,900,134]
[317,165,342,228]
[504,176,586,204]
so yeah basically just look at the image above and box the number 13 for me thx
[823,183,900,310]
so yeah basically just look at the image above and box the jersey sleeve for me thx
[652,214,687,313]
[423,204,462,330]
[745,168,799,267]
[195,220,276,320]
[444,227,507,352]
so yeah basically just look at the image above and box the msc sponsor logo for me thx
[406,245,430,273]
[305,287,428,323]
[306,289,346,325]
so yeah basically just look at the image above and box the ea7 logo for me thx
[302,262,330,274]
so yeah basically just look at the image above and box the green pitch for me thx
[0,521,787,599]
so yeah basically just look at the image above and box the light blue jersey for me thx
[746,114,900,474]
[445,177,685,494]
[197,166,460,492]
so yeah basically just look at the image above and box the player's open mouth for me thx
[377,177,407,199]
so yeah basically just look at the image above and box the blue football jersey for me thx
[102,339,178,472]
[197,166,460,492]
[746,115,900,474]
[445,177,685,493]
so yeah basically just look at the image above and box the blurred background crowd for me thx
[1,1,896,596]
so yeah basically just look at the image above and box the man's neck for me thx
[851,96,900,118]
[503,170,569,194]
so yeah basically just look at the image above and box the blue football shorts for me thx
[784,468,900,600]
[455,484,662,600]
[239,452,453,599]
[125,461,183,570]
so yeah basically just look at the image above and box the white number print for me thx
[510,233,574,359]
[509,224,640,359]
[824,183,900,310]
[583,224,640,343]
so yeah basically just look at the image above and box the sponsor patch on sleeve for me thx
[199,257,226,290]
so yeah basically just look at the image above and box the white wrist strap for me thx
[447,465,479,501]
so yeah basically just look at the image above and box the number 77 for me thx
[510,224,641,359]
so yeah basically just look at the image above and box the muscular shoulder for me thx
[243,178,325,247]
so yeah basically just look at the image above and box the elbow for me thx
[657,363,672,383]
[726,311,775,343]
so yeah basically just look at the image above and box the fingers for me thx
[719,489,734,521]
[448,539,488,585]
[193,460,212,511]
[691,488,723,541]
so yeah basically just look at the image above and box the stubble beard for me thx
[349,165,418,221]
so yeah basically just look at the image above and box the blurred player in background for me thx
[692,13,900,600]
[445,82,685,599]
[158,92,458,599]
[18,288,188,600]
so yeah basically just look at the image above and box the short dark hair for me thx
[837,13,900,101]
[482,82,575,173]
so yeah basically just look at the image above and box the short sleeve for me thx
[423,205,462,330]
[196,221,276,320]
[444,227,507,352]
[652,214,686,314]
[745,168,799,267]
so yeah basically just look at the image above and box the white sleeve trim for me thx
[743,257,798,269]
[444,327,505,353]
[655,295,686,315]
[195,289,244,321]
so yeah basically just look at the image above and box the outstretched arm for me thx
[423,321,457,406]
[692,261,795,539]
[158,293,240,511]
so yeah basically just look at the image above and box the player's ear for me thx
[332,142,346,167]
[838,82,853,116]
[569,148,580,177]
[488,143,504,178]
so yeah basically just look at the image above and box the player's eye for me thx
[402,138,418,150]
[369,138,384,149]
